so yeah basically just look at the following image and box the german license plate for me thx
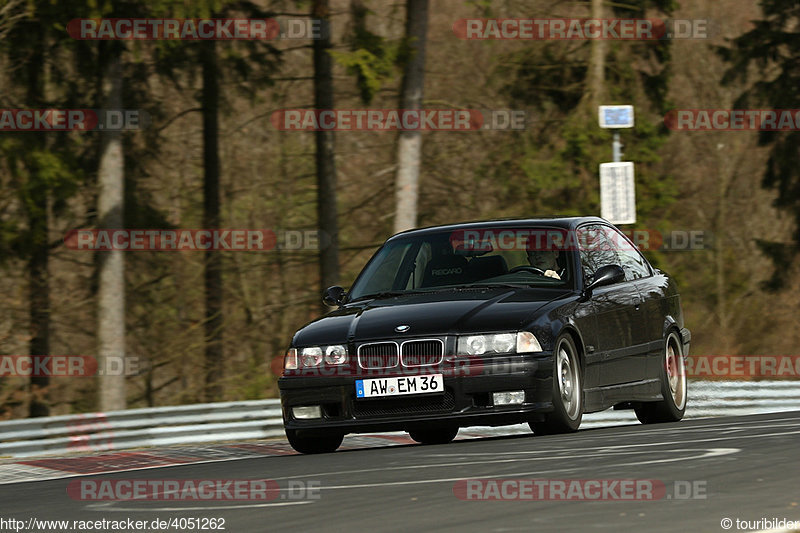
[356,374,444,398]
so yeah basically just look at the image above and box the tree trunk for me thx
[26,22,49,418]
[393,0,429,234]
[313,0,340,307]
[201,39,223,401]
[27,190,49,417]
[587,0,607,110]
[97,46,126,411]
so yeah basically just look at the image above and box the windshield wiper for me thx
[461,283,530,289]
[348,291,410,302]
[351,284,528,301]
[424,283,530,292]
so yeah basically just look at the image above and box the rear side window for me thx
[602,226,651,280]
[578,224,620,282]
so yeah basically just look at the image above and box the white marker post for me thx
[599,162,636,225]
[598,105,636,224]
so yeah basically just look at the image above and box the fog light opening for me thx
[493,391,525,406]
[292,405,322,419]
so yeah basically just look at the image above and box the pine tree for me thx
[721,0,800,289]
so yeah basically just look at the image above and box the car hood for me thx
[292,287,571,346]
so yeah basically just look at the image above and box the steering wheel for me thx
[508,265,546,276]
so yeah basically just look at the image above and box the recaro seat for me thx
[422,255,469,287]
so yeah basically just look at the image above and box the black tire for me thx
[529,333,583,435]
[635,331,687,424]
[408,426,458,445]
[286,428,344,454]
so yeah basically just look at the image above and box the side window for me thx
[578,224,620,282]
[602,226,651,281]
[355,242,413,295]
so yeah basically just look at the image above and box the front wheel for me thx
[286,428,344,454]
[529,333,583,435]
[635,331,687,424]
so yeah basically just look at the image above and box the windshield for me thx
[347,227,574,301]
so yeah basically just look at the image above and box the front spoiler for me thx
[278,354,554,434]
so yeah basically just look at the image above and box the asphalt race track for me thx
[1,411,799,532]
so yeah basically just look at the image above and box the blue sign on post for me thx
[599,105,635,129]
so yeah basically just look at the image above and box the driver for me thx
[526,245,563,280]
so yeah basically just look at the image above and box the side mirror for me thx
[580,265,625,300]
[323,286,346,307]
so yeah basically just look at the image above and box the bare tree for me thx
[25,20,49,418]
[313,0,340,304]
[201,39,224,401]
[587,0,606,110]
[393,0,429,234]
[0,0,24,39]
[97,46,126,411]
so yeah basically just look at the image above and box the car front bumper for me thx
[278,354,554,434]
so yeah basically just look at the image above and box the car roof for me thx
[386,216,609,242]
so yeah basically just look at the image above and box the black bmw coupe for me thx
[278,217,690,454]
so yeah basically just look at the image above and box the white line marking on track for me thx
[307,448,740,492]
[563,418,800,440]
[423,425,800,458]
[85,500,312,512]
[270,429,794,481]
[3,413,796,486]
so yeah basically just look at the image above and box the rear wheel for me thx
[408,426,458,445]
[286,428,344,454]
[635,331,687,424]
[529,333,583,435]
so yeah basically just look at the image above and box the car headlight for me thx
[457,332,542,355]
[300,346,323,367]
[289,345,349,368]
[490,333,516,353]
[460,335,487,355]
[324,345,348,365]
